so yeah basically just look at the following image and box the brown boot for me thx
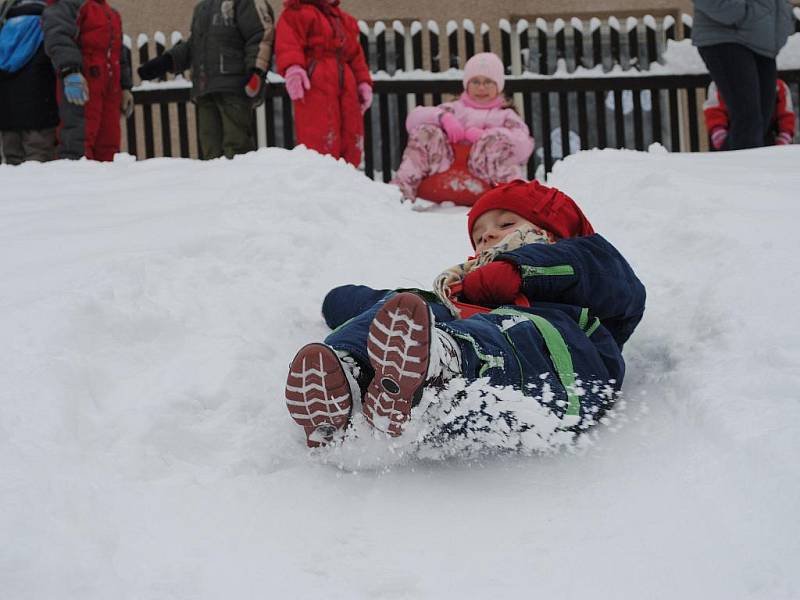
[285,343,355,447]
[364,292,434,436]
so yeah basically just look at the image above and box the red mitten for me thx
[244,69,265,98]
[461,261,522,306]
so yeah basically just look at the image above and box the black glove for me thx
[137,53,173,81]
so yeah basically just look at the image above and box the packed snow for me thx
[2,145,800,598]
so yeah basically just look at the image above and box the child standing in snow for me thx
[137,0,275,160]
[284,180,646,447]
[41,0,133,162]
[704,79,796,150]
[392,52,534,203]
[275,0,373,167]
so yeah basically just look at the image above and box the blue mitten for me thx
[64,73,89,105]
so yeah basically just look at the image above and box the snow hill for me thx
[2,145,799,599]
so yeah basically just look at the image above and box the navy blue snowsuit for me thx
[322,234,646,428]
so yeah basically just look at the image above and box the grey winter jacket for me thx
[691,0,794,58]
[168,0,274,99]
[41,0,132,89]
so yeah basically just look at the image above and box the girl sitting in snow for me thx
[392,52,535,203]
[284,180,646,447]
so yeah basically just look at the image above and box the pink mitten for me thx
[285,65,310,101]
[357,82,373,114]
[710,127,727,150]
[440,112,465,144]
[464,127,484,144]
[775,131,793,146]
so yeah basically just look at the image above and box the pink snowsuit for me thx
[393,93,534,201]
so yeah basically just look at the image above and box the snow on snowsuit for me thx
[275,0,371,167]
[704,79,795,146]
[320,234,646,430]
[41,0,131,161]
[393,93,534,201]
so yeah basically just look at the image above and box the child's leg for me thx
[468,133,526,185]
[392,124,454,201]
[363,292,461,436]
[439,307,622,430]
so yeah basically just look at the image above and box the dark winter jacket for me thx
[499,234,646,349]
[691,0,794,58]
[167,0,275,99]
[0,0,58,131]
[41,0,132,89]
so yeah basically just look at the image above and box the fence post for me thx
[500,19,512,71]
[554,18,567,71]
[123,34,138,158]
[153,31,173,158]
[394,21,410,158]
[608,17,621,70]
[137,34,156,159]
[461,19,473,59]
[428,20,442,105]
[447,20,460,69]
[481,22,491,53]
[626,17,639,71]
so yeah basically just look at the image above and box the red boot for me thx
[285,343,356,447]
[364,293,461,436]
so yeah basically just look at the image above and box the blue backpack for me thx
[0,1,43,74]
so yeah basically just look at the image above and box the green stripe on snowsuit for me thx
[491,307,580,417]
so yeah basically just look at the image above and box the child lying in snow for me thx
[284,180,646,446]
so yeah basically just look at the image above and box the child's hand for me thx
[710,127,727,150]
[464,127,484,144]
[776,131,793,145]
[439,112,465,144]
[63,73,89,105]
[285,65,310,101]
[462,261,522,306]
[357,82,373,114]
[244,68,265,98]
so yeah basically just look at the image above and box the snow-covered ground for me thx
[2,145,799,599]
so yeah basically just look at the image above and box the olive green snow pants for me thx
[0,128,57,165]
[196,93,256,160]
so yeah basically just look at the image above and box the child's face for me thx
[466,76,500,104]
[471,209,536,254]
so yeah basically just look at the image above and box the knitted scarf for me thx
[433,225,555,318]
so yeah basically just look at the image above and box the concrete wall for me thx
[115,0,694,42]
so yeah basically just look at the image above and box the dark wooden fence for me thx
[128,69,800,179]
[123,9,800,179]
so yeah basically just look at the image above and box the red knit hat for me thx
[467,180,595,247]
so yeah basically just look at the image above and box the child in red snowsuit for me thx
[275,0,372,167]
[42,0,133,161]
[704,79,795,150]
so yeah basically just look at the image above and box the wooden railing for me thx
[127,69,800,179]
[123,8,800,178]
